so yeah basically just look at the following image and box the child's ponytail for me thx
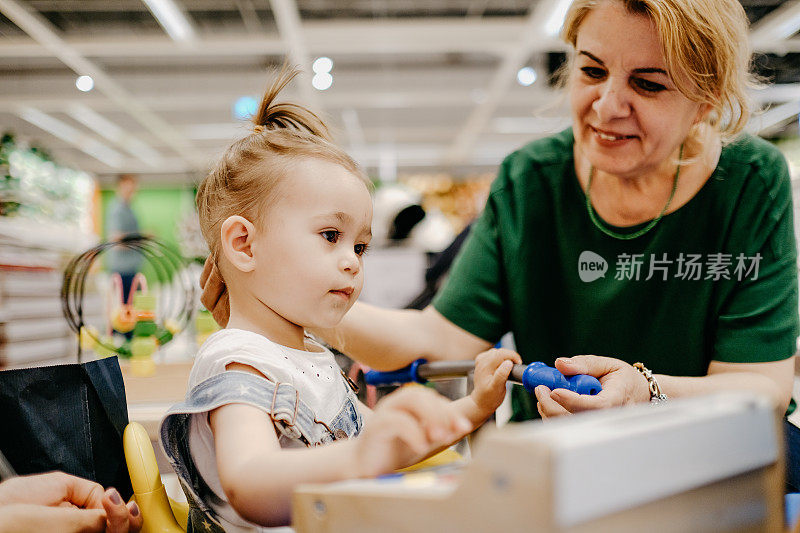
[252,66,331,141]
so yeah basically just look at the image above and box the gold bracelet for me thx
[633,362,668,404]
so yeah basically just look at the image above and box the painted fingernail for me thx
[109,489,122,504]
[130,502,140,517]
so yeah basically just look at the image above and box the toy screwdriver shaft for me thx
[414,361,533,383]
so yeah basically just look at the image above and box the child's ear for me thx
[220,216,257,273]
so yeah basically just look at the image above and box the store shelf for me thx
[0,249,95,368]
[0,336,75,366]
[0,217,97,255]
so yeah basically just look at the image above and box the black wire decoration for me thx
[61,234,196,363]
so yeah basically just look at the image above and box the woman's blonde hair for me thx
[196,66,368,262]
[561,0,759,143]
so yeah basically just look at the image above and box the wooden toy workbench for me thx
[294,393,783,533]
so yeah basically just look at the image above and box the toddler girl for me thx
[161,67,519,532]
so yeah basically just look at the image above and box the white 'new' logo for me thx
[578,251,607,282]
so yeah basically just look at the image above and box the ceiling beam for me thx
[2,18,798,60]
[16,106,124,168]
[746,100,800,136]
[269,0,322,112]
[0,18,539,58]
[234,0,263,34]
[0,0,204,167]
[750,0,800,47]
[0,83,797,115]
[65,104,164,167]
[140,0,197,42]
[443,0,568,165]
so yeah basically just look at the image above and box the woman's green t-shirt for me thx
[433,128,799,421]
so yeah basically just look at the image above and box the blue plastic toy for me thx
[365,359,602,396]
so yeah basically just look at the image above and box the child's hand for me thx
[351,386,471,478]
[470,348,521,415]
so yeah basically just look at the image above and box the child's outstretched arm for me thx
[209,377,472,527]
[359,348,521,467]
[359,348,522,459]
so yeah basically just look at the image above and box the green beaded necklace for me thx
[585,143,684,240]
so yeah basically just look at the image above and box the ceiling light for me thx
[233,96,258,120]
[75,75,94,92]
[517,67,537,86]
[313,57,333,74]
[312,72,333,91]
[141,0,196,42]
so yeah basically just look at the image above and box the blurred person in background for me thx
[106,174,143,300]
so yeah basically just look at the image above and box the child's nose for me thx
[340,251,360,274]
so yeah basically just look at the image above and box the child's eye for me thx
[354,243,369,256]
[322,230,340,243]
[580,66,606,80]
[631,77,666,93]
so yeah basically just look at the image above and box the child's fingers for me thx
[476,348,521,374]
[401,416,433,456]
[389,388,469,442]
[399,392,456,442]
[382,409,429,456]
[491,359,514,386]
[498,348,523,365]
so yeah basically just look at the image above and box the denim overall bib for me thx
[160,370,362,532]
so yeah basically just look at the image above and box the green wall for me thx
[100,186,196,281]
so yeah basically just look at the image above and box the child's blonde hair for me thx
[196,66,368,269]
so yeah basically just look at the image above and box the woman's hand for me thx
[534,355,649,418]
[200,255,229,327]
[470,348,521,415]
[352,386,471,477]
[0,472,142,533]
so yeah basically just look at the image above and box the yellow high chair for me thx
[123,422,188,533]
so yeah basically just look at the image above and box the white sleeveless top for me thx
[186,328,356,532]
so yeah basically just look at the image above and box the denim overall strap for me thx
[159,371,345,532]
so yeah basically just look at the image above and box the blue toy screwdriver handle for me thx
[364,358,428,386]
[515,362,602,395]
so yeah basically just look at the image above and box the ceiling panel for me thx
[0,0,796,182]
